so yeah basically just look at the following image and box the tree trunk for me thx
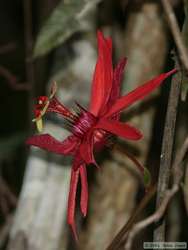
[79,2,168,250]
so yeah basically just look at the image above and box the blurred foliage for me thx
[34,0,101,57]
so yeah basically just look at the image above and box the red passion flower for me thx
[26,31,176,240]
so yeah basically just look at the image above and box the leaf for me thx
[34,0,101,57]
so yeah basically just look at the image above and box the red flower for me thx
[26,31,176,239]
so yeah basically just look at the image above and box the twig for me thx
[0,66,30,90]
[161,0,188,72]
[124,137,188,250]
[106,185,156,250]
[0,178,16,248]
[7,231,28,250]
[0,43,16,55]
[154,68,181,241]
[23,0,35,129]
[0,176,17,216]
[183,166,188,214]
[125,186,178,250]
[172,137,188,184]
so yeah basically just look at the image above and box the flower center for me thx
[72,104,97,138]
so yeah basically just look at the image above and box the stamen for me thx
[47,97,76,121]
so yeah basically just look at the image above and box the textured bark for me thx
[184,166,188,214]
[79,2,168,250]
[167,0,188,240]
[182,0,188,216]
[8,148,71,250]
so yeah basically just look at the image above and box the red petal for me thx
[104,69,177,117]
[26,134,78,155]
[79,164,88,217]
[96,119,143,140]
[67,168,79,241]
[104,58,127,119]
[89,31,113,116]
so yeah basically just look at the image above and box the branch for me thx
[106,185,157,250]
[124,137,188,250]
[161,0,188,72]
[153,66,181,241]
[0,43,16,55]
[183,167,188,214]
[0,176,17,216]
[23,0,35,129]
[0,177,16,248]
[0,215,13,249]
[0,66,30,91]
[125,186,178,250]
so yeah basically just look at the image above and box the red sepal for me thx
[67,168,79,241]
[104,69,177,118]
[26,134,79,155]
[79,164,88,217]
[96,119,143,140]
